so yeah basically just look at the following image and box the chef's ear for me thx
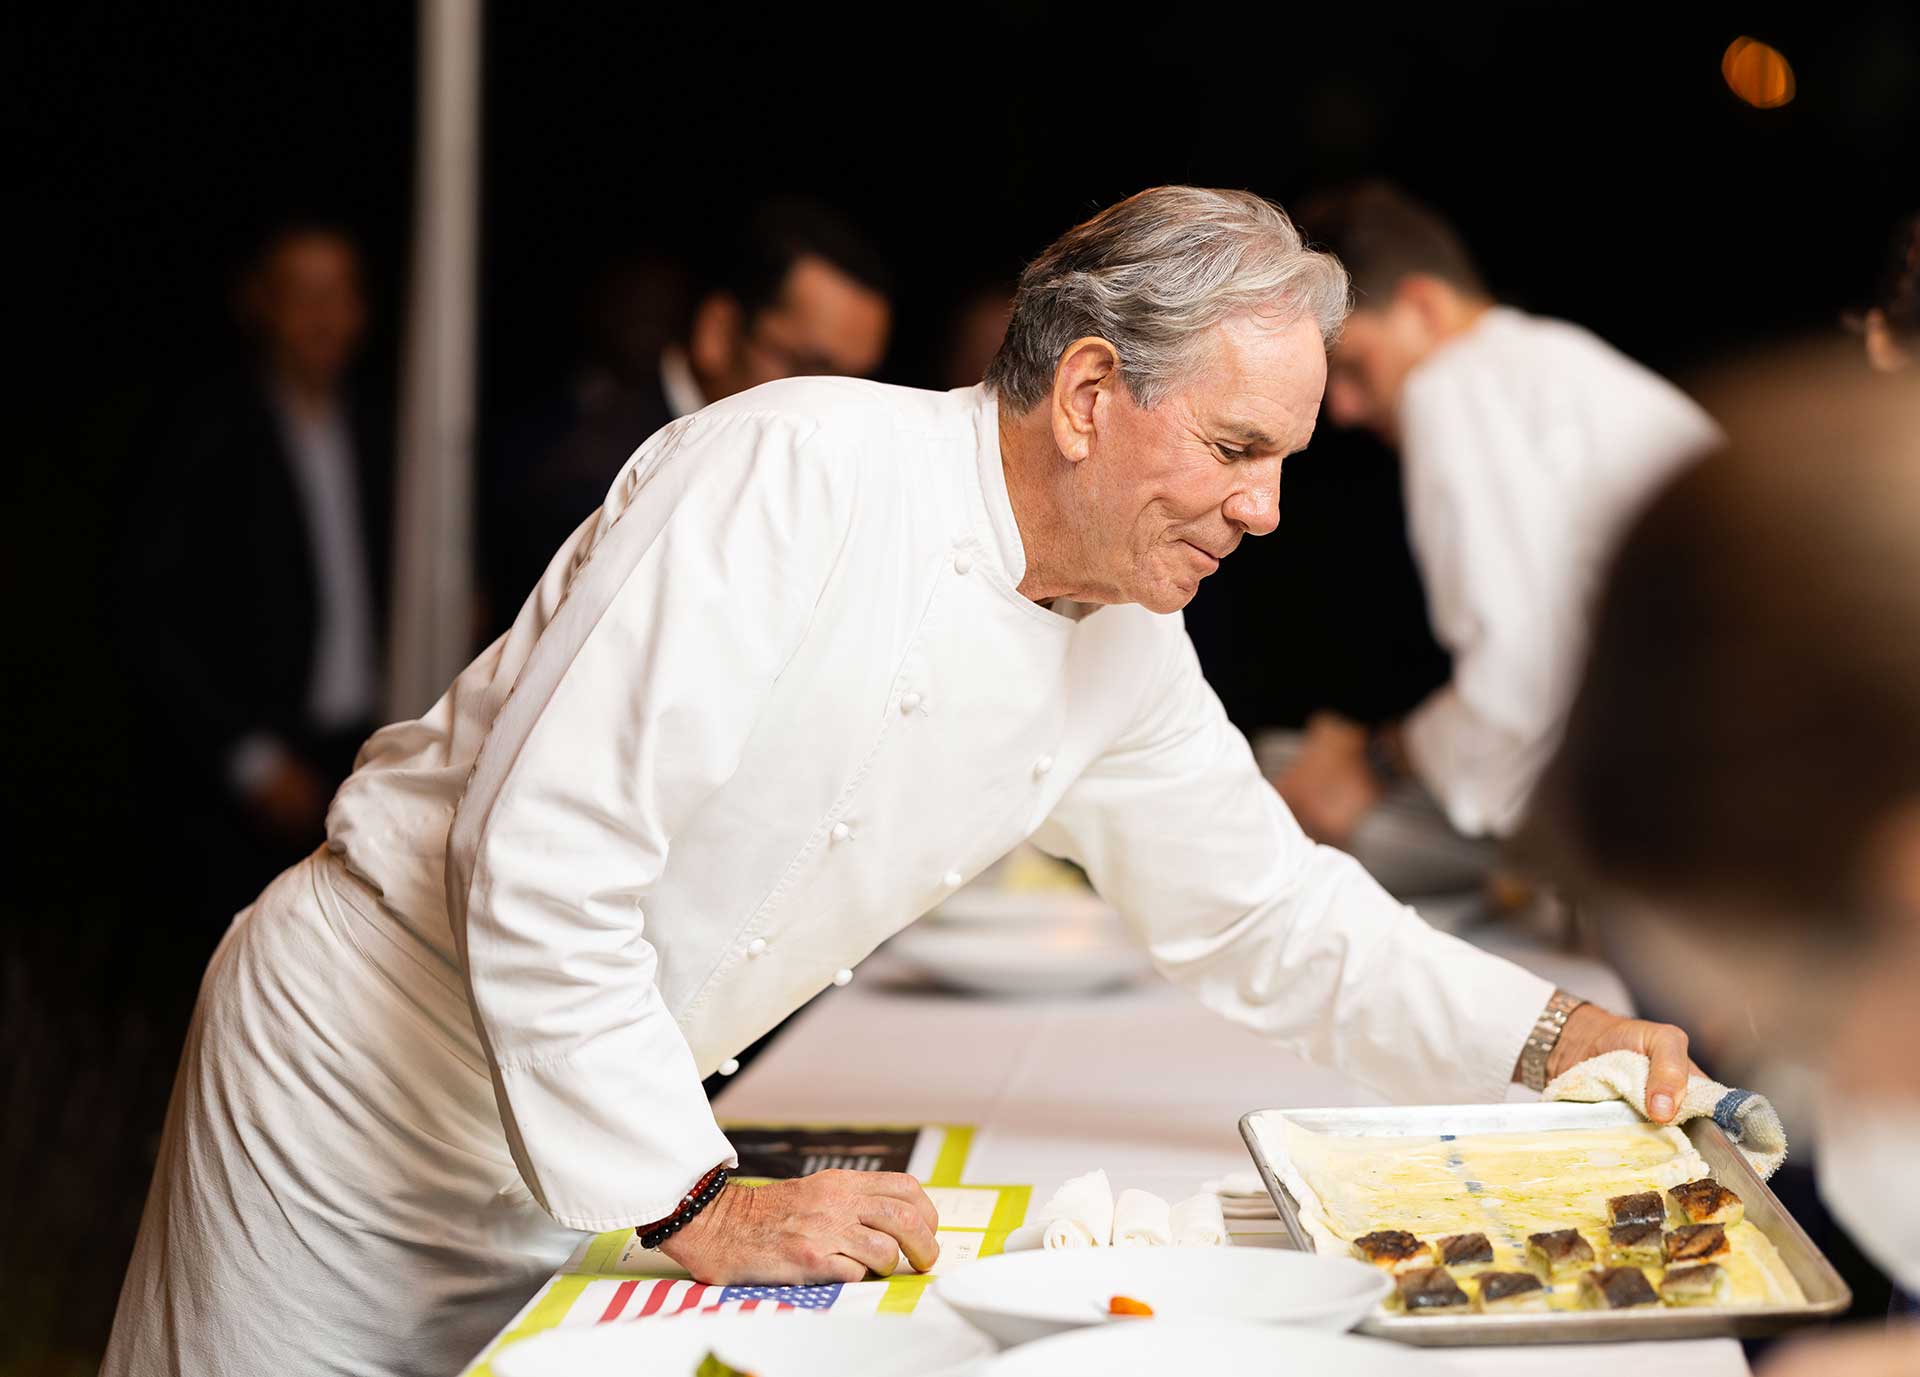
[1049,336,1121,464]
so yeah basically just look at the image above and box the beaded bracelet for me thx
[638,1165,731,1251]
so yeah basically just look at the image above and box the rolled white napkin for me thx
[1170,1192,1229,1246]
[1112,1188,1172,1247]
[1040,1168,1115,1249]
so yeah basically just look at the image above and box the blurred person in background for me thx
[120,220,389,936]
[1266,180,1719,897]
[482,198,893,626]
[1531,352,1920,1371]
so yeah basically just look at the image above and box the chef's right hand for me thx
[658,1170,941,1284]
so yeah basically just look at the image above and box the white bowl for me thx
[887,922,1152,997]
[934,1245,1391,1348]
[492,1311,994,1377]
[983,1319,1446,1376]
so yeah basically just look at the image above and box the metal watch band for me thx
[1519,988,1586,1092]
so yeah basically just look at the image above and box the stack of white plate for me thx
[886,883,1152,998]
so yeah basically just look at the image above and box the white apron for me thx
[103,852,578,1377]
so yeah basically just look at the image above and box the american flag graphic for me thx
[591,1277,846,1323]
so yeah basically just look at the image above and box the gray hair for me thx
[985,186,1350,413]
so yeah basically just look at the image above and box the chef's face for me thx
[1324,299,1431,442]
[1081,312,1326,614]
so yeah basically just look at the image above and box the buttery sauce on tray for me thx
[1282,1122,1803,1310]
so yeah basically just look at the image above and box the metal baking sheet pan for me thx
[1239,1100,1850,1346]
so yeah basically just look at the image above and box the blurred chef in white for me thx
[1269,181,1720,888]
[1533,353,1920,1372]
[105,187,1699,1377]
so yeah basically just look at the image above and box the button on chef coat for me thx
[329,378,1553,1235]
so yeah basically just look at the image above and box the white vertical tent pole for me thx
[387,0,481,719]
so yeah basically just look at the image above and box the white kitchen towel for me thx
[1112,1189,1171,1247]
[1170,1192,1229,1246]
[1038,1168,1116,1249]
[1544,1050,1788,1178]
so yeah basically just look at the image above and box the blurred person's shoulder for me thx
[165,365,274,438]
[1409,307,1712,439]
[140,367,288,499]
[1465,308,1698,405]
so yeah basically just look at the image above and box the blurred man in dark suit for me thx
[481,199,893,628]
[121,222,389,933]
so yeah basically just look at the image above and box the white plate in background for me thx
[927,887,1119,930]
[886,922,1151,997]
[935,1244,1391,1348]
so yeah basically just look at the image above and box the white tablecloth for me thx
[714,930,1753,1377]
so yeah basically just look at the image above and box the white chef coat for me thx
[1399,308,1721,838]
[107,378,1554,1377]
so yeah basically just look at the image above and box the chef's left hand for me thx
[1546,1004,1703,1123]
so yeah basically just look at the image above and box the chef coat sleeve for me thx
[445,407,848,1232]
[1029,622,1553,1105]
[1396,367,1584,839]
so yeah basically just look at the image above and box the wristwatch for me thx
[1518,988,1586,1092]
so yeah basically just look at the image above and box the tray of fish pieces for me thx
[1238,1100,1849,1344]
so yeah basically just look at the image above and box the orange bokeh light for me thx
[1722,36,1796,109]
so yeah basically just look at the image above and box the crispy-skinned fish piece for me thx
[1670,1178,1745,1226]
[1354,1229,1430,1274]
[1607,1191,1666,1227]
[1475,1270,1548,1314]
[1582,1266,1660,1310]
[1396,1266,1471,1314]
[1666,1223,1731,1265]
[1435,1232,1495,1271]
[1526,1228,1596,1278]
[1659,1263,1731,1307]
[1606,1221,1665,1267]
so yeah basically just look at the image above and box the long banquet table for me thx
[467,929,1755,1375]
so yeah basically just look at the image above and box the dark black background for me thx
[4,3,1915,1365]
[13,3,1918,848]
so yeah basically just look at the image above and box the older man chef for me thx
[106,188,1695,1377]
